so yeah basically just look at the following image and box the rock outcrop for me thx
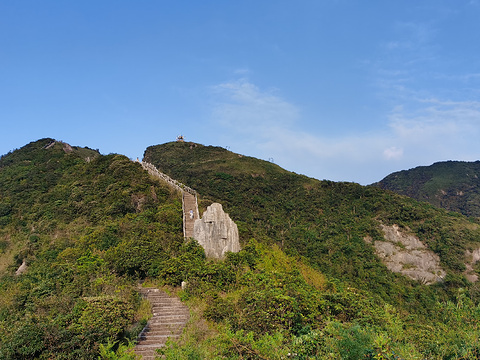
[367,224,446,284]
[15,260,27,276]
[464,248,480,282]
[193,203,240,258]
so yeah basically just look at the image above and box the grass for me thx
[0,237,18,274]
[135,297,153,323]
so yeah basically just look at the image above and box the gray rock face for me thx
[464,248,480,282]
[15,260,27,276]
[368,224,446,284]
[193,203,240,258]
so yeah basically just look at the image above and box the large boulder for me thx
[193,203,240,258]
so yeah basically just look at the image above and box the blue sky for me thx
[1,1,480,184]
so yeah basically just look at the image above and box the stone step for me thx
[152,303,186,306]
[150,301,184,306]
[138,335,179,342]
[142,331,182,337]
[135,344,164,350]
[141,324,183,331]
[141,327,181,333]
[149,310,185,315]
[134,288,189,359]
[152,303,185,307]
[142,334,181,339]
[148,321,187,327]
[151,306,188,310]
[149,314,189,319]
[139,331,181,338]
[147,315,187,320]
[150,306,187,310]
[140,325,183,331]
[183,192,198,238]
[137,336,180,345]
[143,296,173,300]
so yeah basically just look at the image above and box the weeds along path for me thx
[134,288,190,359]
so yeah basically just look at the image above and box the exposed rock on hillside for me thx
[367,224,446,284]
[15,260,27,276]
[43,139,99,161]
[193,203,240,258]
[464,248,480,282]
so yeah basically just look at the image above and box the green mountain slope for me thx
[141,142,480,358]
[144,142,480,295]
[0,139,187,359]
[372,160,480,217]
[2,139,480,359]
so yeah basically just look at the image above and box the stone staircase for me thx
[183,192,199,239]
[134,288,190,359]
[139,161,199,240]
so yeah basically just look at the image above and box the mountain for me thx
[143,141,480,357]
[0,138,186,359]
[372,160,480,217]
[144,142,480,287]
[2,139,480,359]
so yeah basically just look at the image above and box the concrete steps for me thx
[139,161,199,241]
[183,192,198,239]
[134,288,189,360]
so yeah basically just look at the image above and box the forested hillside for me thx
[144,143,480,297]
[0,139,187,359]
[2,139,480,359]
[372,160,480,217]
[143,141,480,358]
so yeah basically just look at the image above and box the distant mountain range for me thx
[372,160,480,217]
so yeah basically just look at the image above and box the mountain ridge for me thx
[144,142,480,289]
[2,138,480,358]
[372,160,480,217]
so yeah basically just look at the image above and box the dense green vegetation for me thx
[372,160,480,217]
[0,139,185,359]
[158,241,480,359]
[2,139,480,358]
[144,142,480,305]
[143,141,480,358]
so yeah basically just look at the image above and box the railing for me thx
[140,161,196,195]
[138,161,198,239]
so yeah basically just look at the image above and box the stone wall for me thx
[193,203,240,259]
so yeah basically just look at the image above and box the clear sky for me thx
[1,1,479,184]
